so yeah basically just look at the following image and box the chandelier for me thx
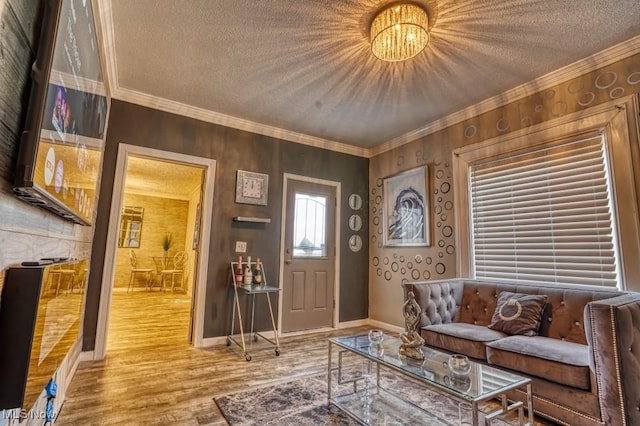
[370,2,429,62]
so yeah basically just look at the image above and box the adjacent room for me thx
[0,1,639,425]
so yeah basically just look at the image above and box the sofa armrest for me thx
[584,293,640,426]
[402,280,465,329]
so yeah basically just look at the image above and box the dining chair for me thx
[128,250,153,292]
[47,263,77,295]
[159,251,188,292]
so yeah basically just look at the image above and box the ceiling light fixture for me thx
[370,2,429,62]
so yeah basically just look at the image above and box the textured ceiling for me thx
[124,156,203,199]
[103,0,640,150]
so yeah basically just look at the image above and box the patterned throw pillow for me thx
[488,292,548,336]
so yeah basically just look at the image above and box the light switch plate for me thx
[235,241,247,253]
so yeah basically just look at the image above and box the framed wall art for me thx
[235,170,269,206]
[383,166,430,247]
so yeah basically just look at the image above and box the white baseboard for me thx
[78,351,95,362]
[200,318,404,346]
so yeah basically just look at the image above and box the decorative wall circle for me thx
[577,92,595,107]
[436,169,444,179]
[440,182,451,193]
[435,263,446,275]
[372,235,377,243]
[543,89,555,99]
[393,253,398,259]
[534,105,543,113]
[464,125,477,139]
[567,80,584,94]
[423,270,431,280]
[377,178,383,187]
[438,252,444,258]
[438,240,445,247]
[399,256,405,262]
[349,215,363,231]
[496,117,510,132]
[609,87,625,99]
[372,206,377,214]
[435,205,443,214]
[391,262,399,272]
[407,262,413,268]
[373,216,380,226]
[426,257,433,265]
[550,101,567,117]
[377,268,382,276]
[384,271,392,281]
[434,188,439,195]
[595,71,617,89]
[375,195,382,205]
[446,245,455,254]
[348,235,362,252]
[521,116,532,127]
[437,196,442,203]
[373,257,379,266]
[436,221,442,228]
[401,267,406,274]
[411,269,421,280]
[628,72,640,85]
[378,242,382,248]
[348,194,363,210]
[444,201,454,211]
[383,257,389,265]
[441,214,447,221]
[414,254,423,264]
[442,225,453,237]
[377,226,382,235]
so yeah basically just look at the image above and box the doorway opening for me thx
[107,156,204,352]
[94,144,216,359]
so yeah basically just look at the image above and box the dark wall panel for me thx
[83,100,369,348]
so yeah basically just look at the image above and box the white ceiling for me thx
[100,0,640,155]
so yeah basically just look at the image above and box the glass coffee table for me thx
[328,334,533,425]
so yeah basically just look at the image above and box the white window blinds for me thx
[469,135,620,287]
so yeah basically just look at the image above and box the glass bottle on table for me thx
[253,257,263,285]
[235,256,243,285]
[244,256,253,285]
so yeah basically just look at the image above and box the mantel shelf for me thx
[233,216,271,223]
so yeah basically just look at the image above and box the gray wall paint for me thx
[83,100,369,349]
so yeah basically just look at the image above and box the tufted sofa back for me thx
[404,279,622,345]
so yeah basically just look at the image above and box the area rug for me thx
[214,371,554,425]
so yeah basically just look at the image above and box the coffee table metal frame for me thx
[327,334,533,426]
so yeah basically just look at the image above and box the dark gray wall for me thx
[83,100,369,349]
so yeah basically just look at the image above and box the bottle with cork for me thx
[243,256,253,285]
[253,257,263,286]
[235,256,243,285]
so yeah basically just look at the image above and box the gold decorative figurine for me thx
[399,291,425,360]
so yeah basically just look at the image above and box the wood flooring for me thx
[55,291,369,425]
[55,291,555,425]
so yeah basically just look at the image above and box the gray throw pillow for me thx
[488,292,548,336]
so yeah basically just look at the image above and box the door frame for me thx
[278,173,341,335]
[93,143,216,359]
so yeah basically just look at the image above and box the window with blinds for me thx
[469,134,620,287]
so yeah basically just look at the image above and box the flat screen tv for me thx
[13,0,109,225]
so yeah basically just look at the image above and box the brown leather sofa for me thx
[402,278,640,426]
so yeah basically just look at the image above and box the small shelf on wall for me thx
[233,216,271,224]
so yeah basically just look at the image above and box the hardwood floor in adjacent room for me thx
[56,291,368,425]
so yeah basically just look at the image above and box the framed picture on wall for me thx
[382,166,430,247]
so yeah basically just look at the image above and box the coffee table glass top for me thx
[330,334,529,401]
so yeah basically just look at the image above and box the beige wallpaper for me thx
[369,53,640,327]
[112,193,190,290]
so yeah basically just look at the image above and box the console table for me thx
[327,334,533,425]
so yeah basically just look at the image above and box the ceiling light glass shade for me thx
[370,3,429,62]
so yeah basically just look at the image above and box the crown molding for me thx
[95,0,118,95]
[370,35,640,157]
[112,87,369,158]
